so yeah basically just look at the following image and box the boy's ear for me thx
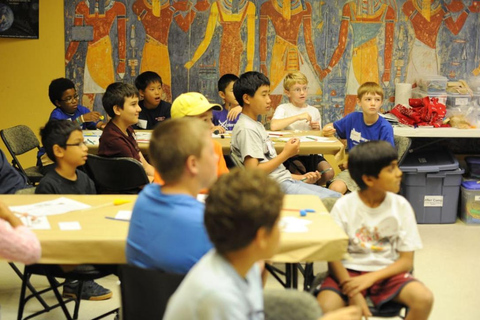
[253,226,269,251]
[218,91,226,101]
[138,89,145,100]
[113,105,122,116]
[54,100,61,108]
[52,144,65,160]
[242,93,251,106]
[185,154,199,176]
[362,174,376,187]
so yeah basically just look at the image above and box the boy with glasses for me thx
[35,119,113,300]
[270,72,334,186]
[48,78,105,130]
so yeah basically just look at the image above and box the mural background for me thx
[64,0,480,125]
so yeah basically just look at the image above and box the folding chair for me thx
[17,263,118,320]
[118,264,185,320]
[394,135,412,165]
[0,125,44,185]
[84,154,149,194]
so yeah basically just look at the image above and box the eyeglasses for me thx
[65,141,87,147]
[290,86,309,93]
[59,94,79,103]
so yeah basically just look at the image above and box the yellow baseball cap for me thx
[171,92,222,118]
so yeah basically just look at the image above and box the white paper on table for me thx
[115,210,132,221]
[9,197,91,217]
[135,132,152,143]
[19,216,51,230]
[280,216,312,233]
[59,221,81,230]
[275,136,336,143]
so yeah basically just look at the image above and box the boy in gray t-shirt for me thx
[231,72,340,199]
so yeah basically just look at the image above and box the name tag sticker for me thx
[475,196,480,202]
[424,196,443,207]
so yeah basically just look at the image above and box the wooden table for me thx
[0,194,347,265]
[84,130,346,163]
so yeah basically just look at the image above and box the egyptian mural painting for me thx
[64,0,480,124]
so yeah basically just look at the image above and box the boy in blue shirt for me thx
[48,78,105,130]
[212,73,241,133]
[134,71,172,129]
[126,117,217,273]
[231,71,340,199]
[316,141,433,320]
[323,82,394,194]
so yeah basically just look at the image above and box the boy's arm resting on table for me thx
[243,138,300,173]
[340,251,414,298]
[322,122,336,137]
[270,113,311,131]
[227,106,242,121]
[0,202,41,265]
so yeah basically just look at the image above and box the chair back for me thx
[1,125,43,184]
[84,154,149,194]
[119,264,185,320]
[394,135,412,166]
[228,152,245,168]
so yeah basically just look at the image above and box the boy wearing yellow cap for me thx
[153,92,229,184]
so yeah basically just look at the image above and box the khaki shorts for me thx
[331,169,359,192]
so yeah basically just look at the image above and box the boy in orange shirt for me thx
[153,92,228,184]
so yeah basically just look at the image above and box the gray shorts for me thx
[331,169,359,192]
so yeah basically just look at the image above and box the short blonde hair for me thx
[283,72,308,91]
[149,117,210,183]
[357,82,384,100]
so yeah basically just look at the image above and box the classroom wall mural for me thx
[64,0,480,125]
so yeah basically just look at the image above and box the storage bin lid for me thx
[461,180,480,190]
[465,156,480,165]
[399,148,459,173]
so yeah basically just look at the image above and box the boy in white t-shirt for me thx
[315,141,433,320]
[271,72,334,185]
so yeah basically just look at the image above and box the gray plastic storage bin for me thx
[400,149,464,224]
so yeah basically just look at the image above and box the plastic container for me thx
[465,156,480,178]
[400,148,464,224]
[460,181,480,224]
[446,93,471,108]
[467,77,480,94]
[411,88,447,106]
[418,75,448,93]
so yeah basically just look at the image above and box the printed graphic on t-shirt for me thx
[349,128,370,146]
[351,217,398,252]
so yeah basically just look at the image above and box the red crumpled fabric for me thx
[390,97,449,127]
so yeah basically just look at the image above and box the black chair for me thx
[0,125,44,185]
[118,264,185,320]
[84,154,149,194]
[17,264,118,320]
[394,135,412,165]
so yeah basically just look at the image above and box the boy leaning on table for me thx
[98,82,155,181]
[323,82,395,195]
[315,141,433,320]
[35,119,113,301]
[230,71,341,199]
[164,169,361,320]
[126,117,216,273]
[270,71,334,186]
[38,78,106,174]
[153,92,229,185]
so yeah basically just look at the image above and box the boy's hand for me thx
[83,111,103,122]
[227,106,242,121]
[348,294,372,319]
[322,125,336,137]
[301,171,321,184]
[297,112,312,123]
[282,138,300,158]
[212,126,226,134]
[341,273,376,297]
[0,202,23,228]
[320,306,361,320]
[310,121,320,130]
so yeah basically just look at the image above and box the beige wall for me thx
[0,1,64,166]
